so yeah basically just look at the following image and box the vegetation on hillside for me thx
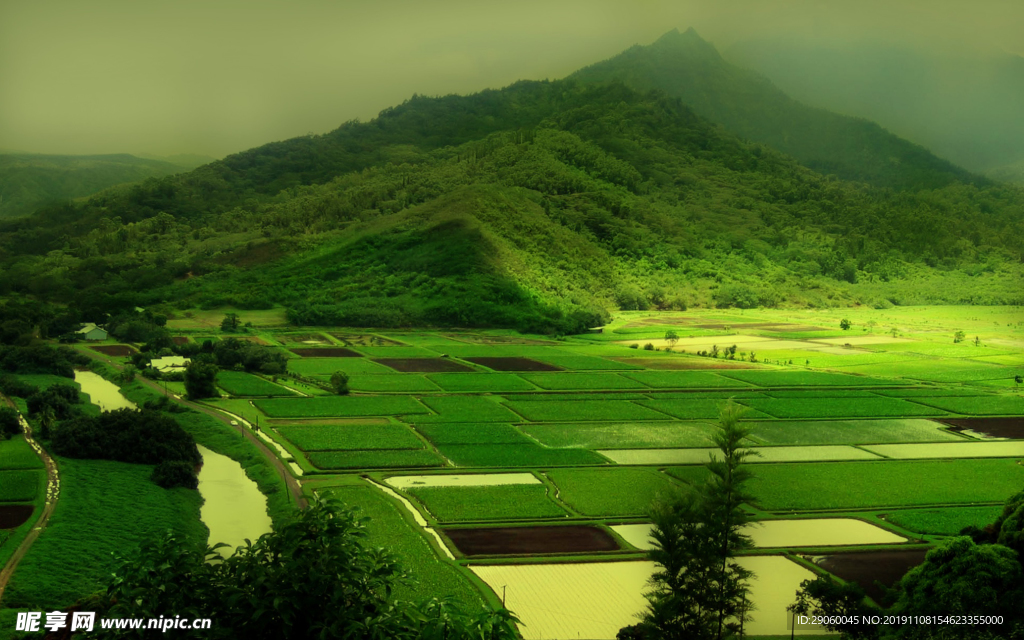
[0,56,1021,333]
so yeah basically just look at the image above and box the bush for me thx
[0,374,39,398]
[151,460,199,489]
[27,384,81,419]
[50,408,201,466]
[0,406,21,439]
[643,343,655,351]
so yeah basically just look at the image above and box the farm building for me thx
[150,356,190,372]
[75,323,108,341]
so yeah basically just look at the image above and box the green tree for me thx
[220,312,240,332]
[664,330,679,347]
[101,496,519,639]
[0,406,20,439]
[330,371,350,395]
[632,403,758,640]
[840,318,852,330]
[184,361,219,400]
[954,330,966,343]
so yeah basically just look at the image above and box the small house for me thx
[75,323,108,341]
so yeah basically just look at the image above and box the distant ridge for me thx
[572,29,983,191]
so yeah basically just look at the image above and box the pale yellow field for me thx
[611,518,906,552]
[471,557,826,638]
[598,445,881,465]
[862,441,1024,459]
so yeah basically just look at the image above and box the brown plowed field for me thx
[814,550,927,603]
[171,336,190,345]
[444,525,620,556]
[940,417,1024,439]
[289,348,362,358]
[0,505,34,529]
[90,345,137,356]
[610,358,758,370]
[375,358,473,372]
[465,357,563,372]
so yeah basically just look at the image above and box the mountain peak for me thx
[651,27,720,58]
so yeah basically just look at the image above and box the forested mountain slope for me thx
[572,29,984,192]
[1,76,1022,334]
[0,153,187,219]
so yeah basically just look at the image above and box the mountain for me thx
[0,153,187,219]
[571,29,984,192]
[1,57,1022,334]
[724,38,1024,176]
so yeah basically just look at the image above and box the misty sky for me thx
[1,0,1021,159]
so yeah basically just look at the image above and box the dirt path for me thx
[80,347,306,508]
[0,394,60,604]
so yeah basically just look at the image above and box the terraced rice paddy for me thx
[198,310,1024,639]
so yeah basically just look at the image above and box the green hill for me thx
[1,70,1022,334]
[571,29,983,192]
[0,153,186,219]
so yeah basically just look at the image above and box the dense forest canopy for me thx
[0,35,1022,334]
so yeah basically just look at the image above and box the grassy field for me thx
[2,458,205,608]
[415,422,534,444]
[883,506,1005,535]
[545,468,688,517]
[518,372,649,390]
[405,485,568,522]
[216,370,297,396]
[0,436,45,470]
[323,484,485,605]
[307,449,445,469]
[0,470,42,501]
[254,395,428,417]
[621,371,753,388]
[276,423,426,451]
[505,399,670,422]
[736,396,946,419]
[747,419,963,445]
[674,459,1024,510]
[522,422,718,449]
[415,396,522,422]
[434,443,607,467]
[426,373,536,392]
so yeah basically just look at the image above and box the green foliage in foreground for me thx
[406,485,568,522]
[2,458,205,608]
[546,467,687,516]
[884,506,1005,535]
[97,497,517,639]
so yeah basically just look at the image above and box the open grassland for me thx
[323,484,485,606]
[717,370,899,387]
[216,370,297,396]
[748,419,962,445]
[522,422,718,449]
[254,395,428,417]
[2,458,205,609]
[545,467,687,517]
[883,506,1005,535]
[0,436,44,470]
[276,423,426,451]
[0,470,42,501]
[307,449,445,470]
[405,485,568,522]
[434,443,607,467]
[669,459,1024,510]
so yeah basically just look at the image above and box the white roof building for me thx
[75,323,108,341]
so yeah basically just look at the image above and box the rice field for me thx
[212,311,1024,639]
[216,370,298,397]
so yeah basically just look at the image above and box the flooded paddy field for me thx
[196,445,272,553]
[184,308,1024,636]
[0,505,34,529]
[813,550,929,603]
[74,370,136,412]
